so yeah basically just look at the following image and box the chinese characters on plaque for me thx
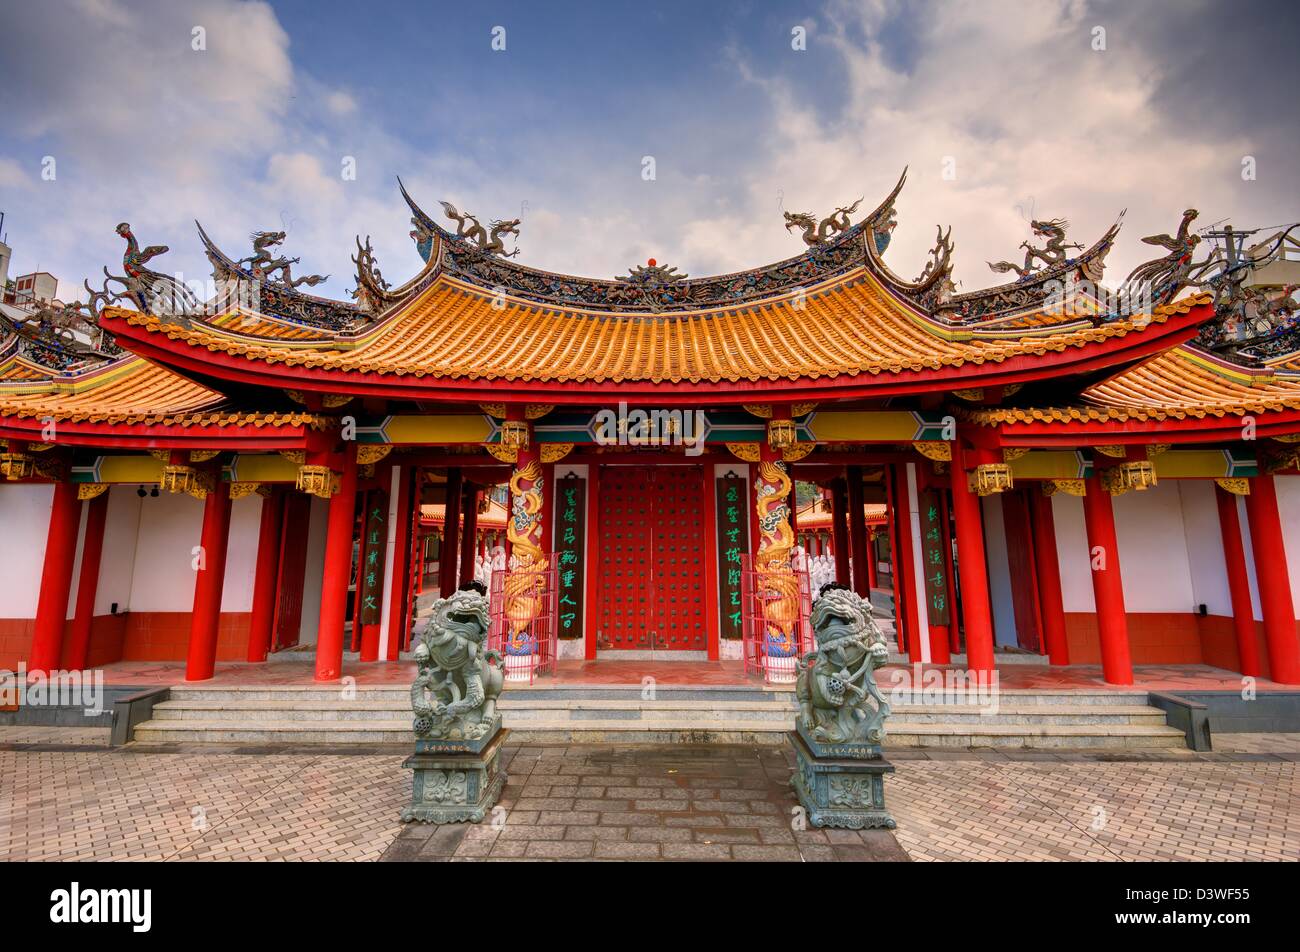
[553,476,586,638]
[917,488,950,626]
[715,475,751,639]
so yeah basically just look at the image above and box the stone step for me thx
[130,717,1187,749]
[147,695,1168,727]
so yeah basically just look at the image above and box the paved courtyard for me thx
[1,729,1297,861]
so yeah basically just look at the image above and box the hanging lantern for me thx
[1101,461,1156,495]
[967,463,1013,496]
[295,464,336,499]
[160,464,200,495]
[767,418,797,451]
[499,420,529,451]
[0,452,34,481]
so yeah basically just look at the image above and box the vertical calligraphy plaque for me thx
[715,474,750,640]
[917,488,950,626]
[358,488,389,626]
[554,475,586,639]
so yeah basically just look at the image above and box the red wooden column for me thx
[1243,474,1300,684]
[459,482,479,587]
[440,467,463,597]
[830,478,850,587]
[884,467,904,651]
[1028,487,1070,666]
[186,480,233,682]
[29,482,83,674]
[940,493,961,655]
[584,464,601,660]
[1214,485,1261,677]
[1081,475,1133,685]
[384,465,415,661]
[949,442,996,673]
[865,529,878,591]
[246,488,285,663]
[64,491,109,671]
[846,466,870,597]
[314,443,359,682]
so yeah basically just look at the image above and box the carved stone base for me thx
[401,728,508,824]
[413,713,502,755]
[789,730,896,830]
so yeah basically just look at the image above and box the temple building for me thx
[1,174,1298,688]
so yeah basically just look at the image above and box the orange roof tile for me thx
[0,356,324,428]
[967,346,1300,424]
[108,275,1201,386]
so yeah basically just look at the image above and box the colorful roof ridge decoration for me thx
[197,222,368,332]
[100,270,1207,393]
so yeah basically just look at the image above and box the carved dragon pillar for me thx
[499,414,549,681]
[754,417,800,682]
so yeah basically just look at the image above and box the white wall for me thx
[1177,480,1233,617]
[980,493,1017,646]
[1051,493,1095,612]
[0,483,55,617]
[297,494,329,644]
[1275,474,1300,612]
[95,486,143,616]
[220,496,263,613]
[127,491,202,612]
[1111,481,1196,613]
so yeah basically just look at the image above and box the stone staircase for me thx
[128,683,1188,749]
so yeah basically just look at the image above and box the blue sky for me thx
[0,0,1296,303]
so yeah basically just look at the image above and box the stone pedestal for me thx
[401,727,508,824]
[789,728,896,830]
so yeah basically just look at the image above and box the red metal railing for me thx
[487,566,558,684]
[739,553,814,684]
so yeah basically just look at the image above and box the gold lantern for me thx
[0,452,35,481]
[967,463,1013,496]
[767,418,797,451]
[499,420,530,451]
[295,464,336,499]
[161,464,200,495]
[1101,461,1156,495]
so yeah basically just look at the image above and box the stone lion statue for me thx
[410,584,504,742]
[795,583,891,746]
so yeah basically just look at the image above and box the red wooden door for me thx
[596,466,707,651]
[272,493,312,651]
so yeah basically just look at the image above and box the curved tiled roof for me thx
[0,356,322,428]
[967,344,1300,424]
[106,274,1202,387]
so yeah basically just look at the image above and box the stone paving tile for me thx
[4,737,1299,862]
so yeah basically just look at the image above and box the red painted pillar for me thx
[64,491,109,670]
[1243,474,1300,684]
[1081,475,1133,685]
[830,478,850,587]
[29,482,83,674]
[940,493,962,655]
[459,482,479,587]
[440,467,463,597]
[949,443,996,673]
[186,480,233,682]
[246,489,285,663]
[884,468,904,652]
[846,466,870,597]
[1214,486,1261,677]
[866,529,878,590]
[1028,487,1070,666]
[315,444,358,682]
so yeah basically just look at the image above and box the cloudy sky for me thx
[0,0,1296,303]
